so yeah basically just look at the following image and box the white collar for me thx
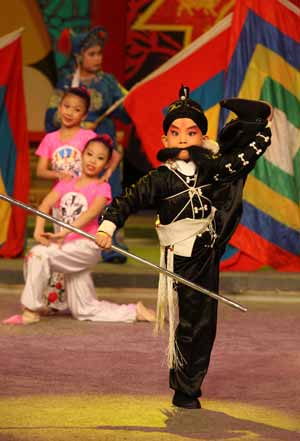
[167,159,196,176]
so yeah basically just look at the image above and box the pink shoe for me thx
[2,315,24,325]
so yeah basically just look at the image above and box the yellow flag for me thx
[0,172,11,245]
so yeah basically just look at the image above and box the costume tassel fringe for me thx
[155,246,185,370]
[154,245,168,334]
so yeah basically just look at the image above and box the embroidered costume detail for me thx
[257,131,270,143]
[155,161,216,369]
[238,153,250,166]
[249,141,262,155]
[225,163,235,174]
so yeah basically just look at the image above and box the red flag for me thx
[0,29,30,257]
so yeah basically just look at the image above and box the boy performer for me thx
[96,86,272,409]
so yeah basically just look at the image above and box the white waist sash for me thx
[155,210,215,257]
[154,210,216,369]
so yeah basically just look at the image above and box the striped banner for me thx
[221,0,300,271]
[124,0,300,271]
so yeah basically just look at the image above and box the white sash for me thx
[154,210,216,369]
[155,211,215,257]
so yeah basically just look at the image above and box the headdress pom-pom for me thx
[179,85,190,101]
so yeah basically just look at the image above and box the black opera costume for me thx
[98,87,272,408]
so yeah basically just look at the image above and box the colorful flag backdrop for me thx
[0,29,30,257]
[124,14,232,168]
[220,0,300,271]
[124,0,300,271]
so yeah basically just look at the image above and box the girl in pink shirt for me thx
[35,87,121,308]
[3,136,155,325]
[36,86,121,182]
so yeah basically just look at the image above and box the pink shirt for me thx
[36,128,96,177]
[54,178,112,242]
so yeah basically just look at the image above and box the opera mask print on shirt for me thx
[60,192,88,224]
[52,145,82,177]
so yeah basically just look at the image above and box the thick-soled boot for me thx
[172,391,201,409]
[220,98,272,122]
[218,98,272,152]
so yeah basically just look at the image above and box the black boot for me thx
[220,98,272,122]
[172,391,201,409]
[218,98,272,152]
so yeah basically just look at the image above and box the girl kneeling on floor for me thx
[3,136,155,325]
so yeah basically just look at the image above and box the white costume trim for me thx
[98,220,117,237]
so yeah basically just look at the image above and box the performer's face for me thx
[59,94,87,128]
[162,117,205,147]
[80,44,103,74]
[82,141,110,177]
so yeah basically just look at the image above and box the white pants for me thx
[21,239,136,323]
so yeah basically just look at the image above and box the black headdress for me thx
[163,85,208,135]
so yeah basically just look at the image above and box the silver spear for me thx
[0,193,247,312]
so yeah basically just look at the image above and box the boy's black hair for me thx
[83,135,113,161]
[62,86,91,111]
[163,85,208,135]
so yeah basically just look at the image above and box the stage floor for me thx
[0,287,299,441]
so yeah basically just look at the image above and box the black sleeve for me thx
[212,126,272,183]
[100,168,165,228]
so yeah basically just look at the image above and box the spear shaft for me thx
[0,193,247,312]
